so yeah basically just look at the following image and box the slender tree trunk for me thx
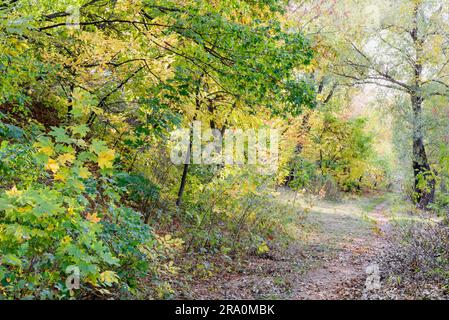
[175,74,203,207]
[176,129,192,207]
[411,94,435,209]
[285,112,312,186]
[66,84,75,123]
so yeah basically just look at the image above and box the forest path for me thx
[286,191,390,299]
[185,189,393,299]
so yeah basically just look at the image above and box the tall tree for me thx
[305,0,449,208]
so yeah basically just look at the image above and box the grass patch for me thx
[361,195,387,213]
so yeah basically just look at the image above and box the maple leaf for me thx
[86,213,101,223]
[71,124,90,138]
[57,153,75,165]
[33,201,62,217]
[35,137,55,156]
[49,127,72,144]
[90,139,109,154]
[38,145,54,156]
[100,270,120,286]
[78,166,91,179]
[45,158,60,173]
[97,149,115,169]
[54,171,67,182]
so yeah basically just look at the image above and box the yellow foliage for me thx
[86,213,101,224]
[45,158,60,173]
[38,146,54,156]
[57,153,75,165]
[54,171,68,182]
[78,166,92,179]
[5,186,22,197]
[257,242,270,254]
[100,271,120,286]
[97,149,115,169]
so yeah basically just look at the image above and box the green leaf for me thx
[33,200,62,217]
[100,270,120,286]
[89,139,108,155]
[0,197,14,211]
[71,124,90,138]
[0,266,6,281]
[49,127,72,144]
[2,254,22,267]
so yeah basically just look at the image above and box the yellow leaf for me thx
[100,270,119,286]
[61,235,72,245]
[97,149,115,169]
[54,171,68,182]
[5,186,22,197]
[57,153,75,165]
[45,158,60,173]
[257,242,269,255]
[78,166,91,179]
[86,213,101,223]
[17,206,32,213]
[38,146,54,156]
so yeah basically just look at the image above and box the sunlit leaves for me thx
[86,213,101,224]
[35,137,54,156]
[298,111,377,192]
[88,139,116,169]
[70,124,90,138]
[99,270,120,286]
[0,0,319,300]
[57,153,75,165]
[78,166,91,179]
[44,158,60,173]
[89,140,109,154]
[0,125,149,299]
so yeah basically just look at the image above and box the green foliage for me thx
[0,128,160,299]
[0,0,406,299]
[288,157,317,191]
[116,173,160,205]
[178,166,291,255]
[115,172,160,222]
[0,120,24,141]
[99,206,153,293]
[290,111,384,195]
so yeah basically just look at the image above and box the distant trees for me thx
[291,0,449,208]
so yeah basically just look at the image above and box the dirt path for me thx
[184,190,393,300]
[291,197,390,299]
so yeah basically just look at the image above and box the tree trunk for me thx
[411,94,435,209]
[176,163,189,207]
[285,112,311,186]
[176,128,193,207]
[66,84,75,123]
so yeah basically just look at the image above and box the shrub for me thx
[378,221,449,299]
[0,127,159,299]
[180,166,293,255]
[115,172,160,223]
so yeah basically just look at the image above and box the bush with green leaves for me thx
[178,166,293,255]
[115,173,160,223]
[0,127,161,299]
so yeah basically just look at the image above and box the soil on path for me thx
[183,189,393,300]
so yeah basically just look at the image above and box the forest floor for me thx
[179,188,404,300]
